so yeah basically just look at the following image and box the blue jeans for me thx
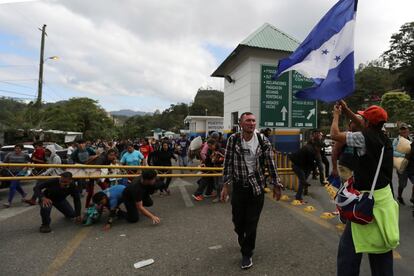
[40,199,76,226]
[8,180,26,203]
[178,156,188,167]
[337,222,393,276]
[292,164,311,200]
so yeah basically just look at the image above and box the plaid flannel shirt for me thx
[223,132,280,196]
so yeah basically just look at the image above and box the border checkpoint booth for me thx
[211,23,318,154]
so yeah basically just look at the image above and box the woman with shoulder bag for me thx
[331,101,399,276]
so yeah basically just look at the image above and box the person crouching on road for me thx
[36,172,82,233]
[112,170,161,225]
[221,112,283,270]
[25,145,64,206]
[331,102,399,276]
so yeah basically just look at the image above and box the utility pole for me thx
[36,24,47,106]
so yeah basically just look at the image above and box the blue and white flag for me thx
[274,0,358,102]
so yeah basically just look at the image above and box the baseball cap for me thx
[357,105,388,125]
[399,122,409,129]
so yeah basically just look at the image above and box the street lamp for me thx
[205,108,208,116]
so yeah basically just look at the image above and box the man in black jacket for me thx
[289,136,321,202]
[35,172,81,233]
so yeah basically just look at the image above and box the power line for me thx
[43,81,64,101]
[0,88,36,98]
[0,78,37,82]
[0,80,35,89]
[0,64,37,68]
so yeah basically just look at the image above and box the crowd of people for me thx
[0,101,407,273]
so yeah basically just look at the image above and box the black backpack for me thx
[232,132,269,173]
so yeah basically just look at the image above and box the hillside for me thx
[110,109,153,117]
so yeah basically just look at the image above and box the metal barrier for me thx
[275,152,298,191]
[0,163,296,183]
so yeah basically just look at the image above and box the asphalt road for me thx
[0,168,413,275]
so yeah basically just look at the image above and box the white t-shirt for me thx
[241,133,259,174]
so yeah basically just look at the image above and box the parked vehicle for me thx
[0,145,34,163]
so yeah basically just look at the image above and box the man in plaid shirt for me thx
[221,112,283,270]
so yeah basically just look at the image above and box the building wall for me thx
[222,48,302,152]
[223,48,292,132]
[223,51,252,132]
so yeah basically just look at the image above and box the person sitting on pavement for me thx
[392,122,412,205]
[36,172,82,233]
[25,145,64,205]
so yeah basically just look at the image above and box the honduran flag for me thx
[274,0,358,102]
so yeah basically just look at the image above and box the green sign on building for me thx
[260,65,289,127]
[260,65,317,128]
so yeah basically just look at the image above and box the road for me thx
[0,169,412,275]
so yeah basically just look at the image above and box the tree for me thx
[380,91,414,125]
[42,98,116,139]
[382,22,414,94]
[345,61,397,112]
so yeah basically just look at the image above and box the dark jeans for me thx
[322,154,330,179]
[337,222,393,276]
[122,192,154,223]
[292,164,311,200]
[40,199,76,226]
[158,170,172,192]
[231,185,265,258]
[397,172,414,199]
[194,177,214,196]
[31,181,45,201]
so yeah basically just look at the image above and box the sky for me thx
[0,0,412,112]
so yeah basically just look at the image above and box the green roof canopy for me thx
[212,23,300,77]
[240,23,300,51]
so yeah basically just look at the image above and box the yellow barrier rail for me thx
[0,163,295,181]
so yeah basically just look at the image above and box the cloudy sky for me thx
[0,0,412,112]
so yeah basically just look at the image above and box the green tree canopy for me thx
[382,22,414,94]
[381,91,413,125]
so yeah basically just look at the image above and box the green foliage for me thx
[189,89,224,116]
[382,22,414,94]
[381,91,413,125]
[345,61,397,112]
[118,89,224,138]
[0,89,224,140]
[0,97,116,140]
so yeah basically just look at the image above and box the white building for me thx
[211,23,310,152]
[184,116,224,138]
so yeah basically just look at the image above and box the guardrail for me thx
[0,152,298,191]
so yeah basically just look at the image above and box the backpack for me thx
[232,132,269,173]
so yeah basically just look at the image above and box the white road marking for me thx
[0,205,36,222]
[169,178,195,188]
[178,185,194,208]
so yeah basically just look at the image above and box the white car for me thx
[0,145,34,163]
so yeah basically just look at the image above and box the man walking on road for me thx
[221,112,283,270]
